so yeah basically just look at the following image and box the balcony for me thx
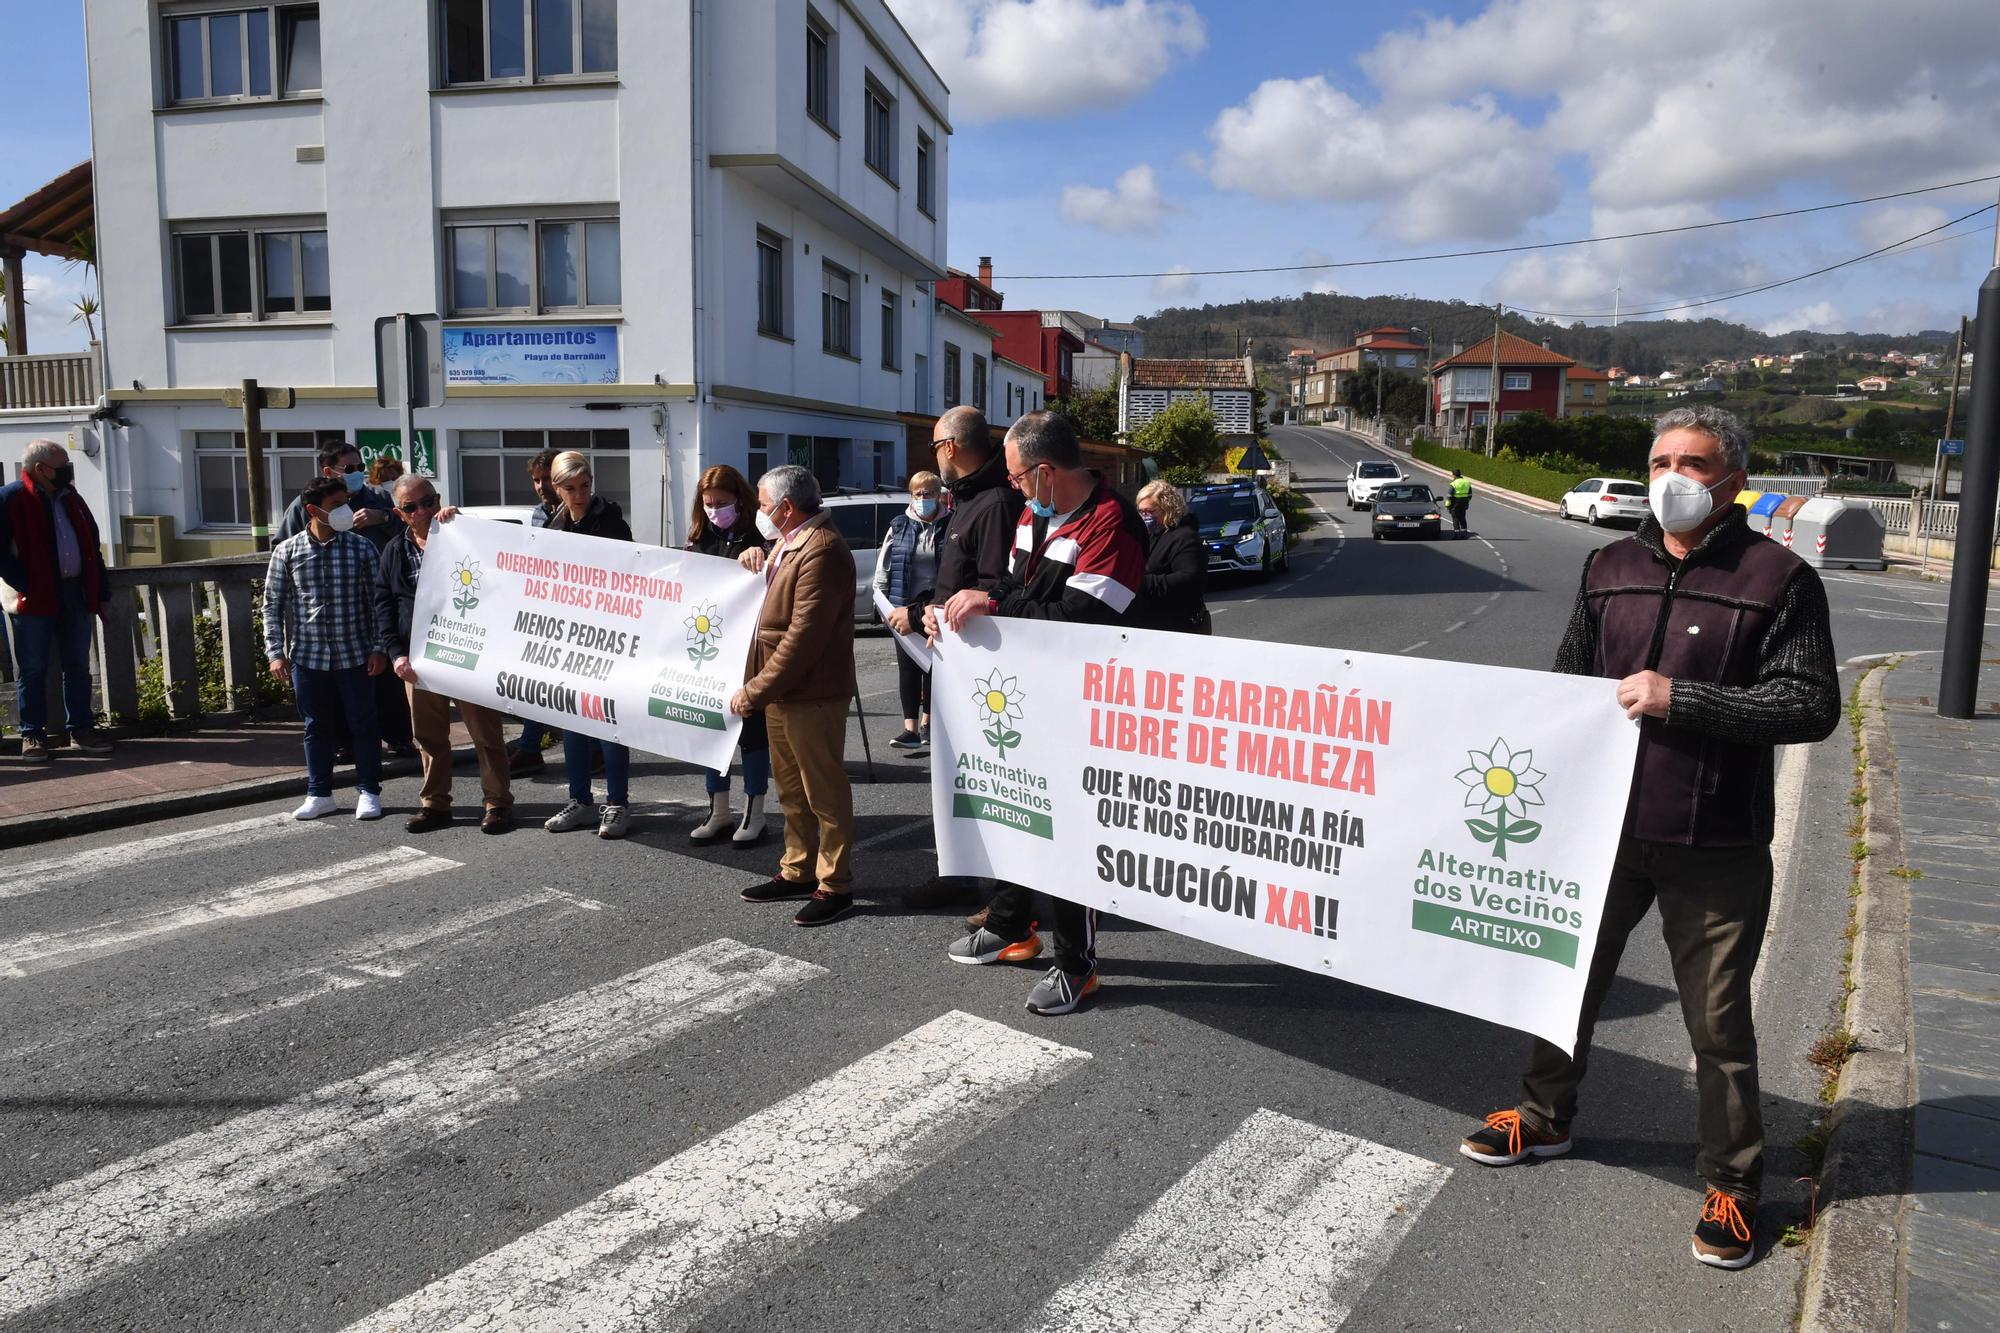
[0,347,102,411]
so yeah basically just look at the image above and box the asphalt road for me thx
[0,423,1936,1333]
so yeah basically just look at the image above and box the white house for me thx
[67,0,951,557]
[1117,354,1256,442]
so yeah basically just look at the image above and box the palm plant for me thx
[65,228,99,343]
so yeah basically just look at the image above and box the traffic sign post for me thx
[231,379,296,553]
[1940,438,1964,457]
[375,313,446,491]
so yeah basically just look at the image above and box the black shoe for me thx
[921,723,931,746]
[793,889,854,927]
[903,876,983,909]
[742,876,818,903]
[1458,1110,1572,1166]
[1692,1189,1757,1269]
[889,728,923,749]
[480,808,515,835]
[508,748,546,777]
[405,808,454,833]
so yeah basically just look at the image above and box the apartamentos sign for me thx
[441,325,620,386]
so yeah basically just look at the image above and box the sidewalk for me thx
[1878,653,2000,1330]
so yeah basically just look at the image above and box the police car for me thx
[1186,480,1290,579]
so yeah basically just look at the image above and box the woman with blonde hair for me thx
[1132,478,1210,634]
[872,470,946,748]
[541,451,638,838]
[685,463,773,846]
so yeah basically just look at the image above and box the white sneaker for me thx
[355,792,384,821]
[293,795,338,821]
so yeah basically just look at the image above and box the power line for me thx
[1507,203,1995,320]
[990,172,2000,281]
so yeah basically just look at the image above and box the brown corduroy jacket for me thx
[742,514,857,708]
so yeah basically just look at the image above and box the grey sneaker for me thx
[947,926,1041,966]
[597,804,631,839]
[18,734,51,764]
[66,730,114,755]
[1024,966,1099,1017]
[544,799,597,832]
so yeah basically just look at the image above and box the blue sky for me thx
[8,1,1997,355]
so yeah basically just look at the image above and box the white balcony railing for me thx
[1,348,102,411]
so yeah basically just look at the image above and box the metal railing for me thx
[0,348,101,411]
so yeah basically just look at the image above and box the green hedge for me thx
[1412,439,1589,504]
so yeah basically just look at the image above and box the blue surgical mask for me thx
[343,469,367,492]
[1141,514,1161,534]
[914,496,938,519]
[1026,469,1056,520]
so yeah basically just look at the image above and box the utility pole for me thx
[1937,186,2000,720]
[1486,303,1503,457]
[1921,317,1967,575]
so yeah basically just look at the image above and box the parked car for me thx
[1369,482,1444,540]
[455,504,543,526]
[1345,460,1405,509]
[823,486,918,625]
[1186,479,1290,579]
[1558,478,1650,526]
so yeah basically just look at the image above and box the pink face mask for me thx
[705,503,738,529]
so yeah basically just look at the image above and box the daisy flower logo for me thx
[684,602,723,666]
[1455,738,1547,860]
[972,670,1026,758]
[450,558,483,614]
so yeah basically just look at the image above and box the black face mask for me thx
[50,466,75,491]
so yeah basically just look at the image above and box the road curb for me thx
[1798,660,1915,1333]
[0,750,449,851]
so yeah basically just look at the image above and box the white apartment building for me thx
[70,0,952,557]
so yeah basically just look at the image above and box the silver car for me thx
[1369,482,1444,540]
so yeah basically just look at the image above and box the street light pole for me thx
[1408,325,1431,437]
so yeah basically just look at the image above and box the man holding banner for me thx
[1458,407,1839,1271]
[936,412,1147,1015]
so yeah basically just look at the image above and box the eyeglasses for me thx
[398,495,442,514]
[1007,464,1042,488]
[930,438,954,449]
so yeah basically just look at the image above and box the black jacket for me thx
[934,450,1024,602]
[1133,514,1209,633]
[274,483,398,549]
[546,495,633,543]
[688,517,765,560]
[374,525,426,660]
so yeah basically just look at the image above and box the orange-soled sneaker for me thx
[1692,1189,1757,1269]
[947,926,1042,965]
[1458,1109,1572,1166]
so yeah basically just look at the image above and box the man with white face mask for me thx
[1457,406,1839,1273]
[264,476,390,821]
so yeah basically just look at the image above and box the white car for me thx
[1345,460,1405,509]
[1558,478,1650,526]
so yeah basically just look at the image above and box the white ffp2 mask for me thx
[1648,471,1731,533]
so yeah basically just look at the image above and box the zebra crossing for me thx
[0,814,1453,1332]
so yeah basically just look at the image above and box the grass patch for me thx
[1889,865,1923,880]
[1411,438,1589,504]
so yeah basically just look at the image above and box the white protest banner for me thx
[872,589,933,672]
[410,517,767,772]
[931,620,1639,1053]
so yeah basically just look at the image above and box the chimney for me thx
[978,256,993,286]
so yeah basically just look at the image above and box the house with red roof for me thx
[1566,365,1614,417]
[1430,331,1578,442]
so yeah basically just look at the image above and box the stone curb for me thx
[0,750,449,852]
[1799,659,1916,1333]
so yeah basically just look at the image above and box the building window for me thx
[913,352,929,407]
[165,4,321,104]
[1502,371,1531,391]
[756,230,787,337]
[1580,384,1596,399]
[192,428,343,527]
[457,428,629,511]
[447,216,619,315]
[805,11,834,130]
[174,223,330,322]
[873,441,893,487]
[864,76,896,182]
[747,432,772,481]
[441,0,617,86]
[916,131,935,217]
[821,263,853,357]
[879,288,899,370]
[972,355,987,411]
[942,342,960,407]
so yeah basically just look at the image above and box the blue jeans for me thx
[10,577,95,737]
[292,664,383,796]
[517,716,549,753]
[564,731,629,805]
[704,709,769,797]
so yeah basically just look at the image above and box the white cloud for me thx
[1059,164,1166,232]
[1760,301,1844,336]
[1203,77,1561,243]
[888,0,1203,123]
[1151,264,1197,303]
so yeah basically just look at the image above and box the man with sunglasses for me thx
[374,474,514,834]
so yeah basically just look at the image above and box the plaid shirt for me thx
[263,529,387,671]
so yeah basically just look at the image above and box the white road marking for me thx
[341,1010,1090,1333]
[0,846,458,980]
[1024,1108,1448,1333]
[0,812,299,900]
[0,889,594,1072]
[1443,620,1468,634]
[0,938,826,1321]
[1400,641,1429,654]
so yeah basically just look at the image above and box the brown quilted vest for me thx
[1586,510,1803,846]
